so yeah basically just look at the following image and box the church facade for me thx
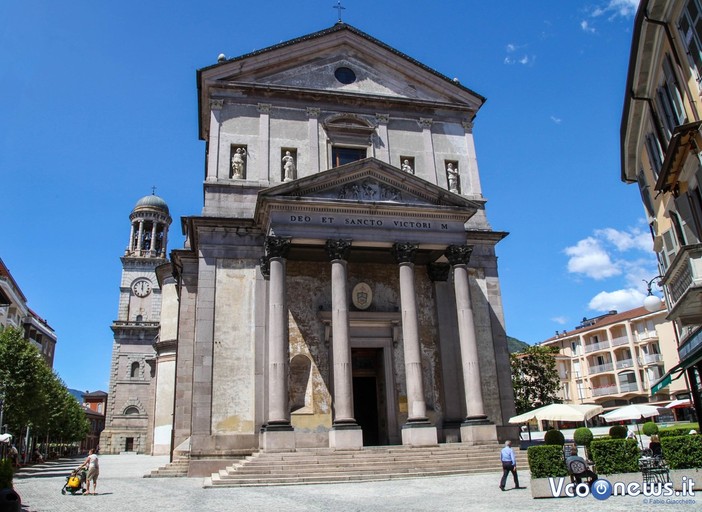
[104,23,517,474]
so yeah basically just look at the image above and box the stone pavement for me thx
[11,453,697,511]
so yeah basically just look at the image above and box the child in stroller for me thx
[61,466,87,495]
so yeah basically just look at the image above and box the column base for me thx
[460,422,498,445]
[261,423,296,452]
[329,424,363,450]
[401,420,438,447]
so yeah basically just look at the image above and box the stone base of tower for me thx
[99,427,149,454]
[460,423,498,445]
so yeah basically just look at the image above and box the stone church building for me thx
[102,22,516,475]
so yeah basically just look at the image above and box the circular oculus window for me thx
[334,67,356,84]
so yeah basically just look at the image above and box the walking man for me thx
[499,440,522,491]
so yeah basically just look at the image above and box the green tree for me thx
[0,328,89,444]
[510,345,561,414]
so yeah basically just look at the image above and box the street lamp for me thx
[643,276,665,312]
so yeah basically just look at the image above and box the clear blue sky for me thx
[1,0,650,392]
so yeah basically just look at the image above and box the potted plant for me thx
[0,458,21,512]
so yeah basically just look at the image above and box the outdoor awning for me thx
[650,363,685,395]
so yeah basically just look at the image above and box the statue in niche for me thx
[231,147,247,179]
[401,159,414,174]
[282,151,296,181]
[447,163,459,193]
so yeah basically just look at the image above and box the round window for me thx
[334,67,356,84]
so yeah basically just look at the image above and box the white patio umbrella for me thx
[601,404,660,422]
[601,404,660,449]
[665,399,691,409]
[0,433,11,443]
[509,403,604,424]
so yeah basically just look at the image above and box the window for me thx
[124,406,139,416]
[655,54,687,139]
[645,131,664,178]
[637,171,655,217]
[679,0,702,86]
[331,146,366,167]
[130,361,140,378]
[661,228,678,270]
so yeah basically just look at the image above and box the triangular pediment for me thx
[255,158,482,233]
[199,23,484,110]
[258,158,479,209]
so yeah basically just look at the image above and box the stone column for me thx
[258,103,271,182]
[326,239,363,450]
[419,118,438,185]
[392,242,438,446]
[128,222,135,253]
[261,236,295,452]
[374,113,390,163]
[150,222,158,255]
[136,221,144,252]
[307,107,321,174]
[428,262,464,443]
[445,244,497,445]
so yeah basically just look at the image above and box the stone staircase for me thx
[206,443,528,487]
[145,458,190,478]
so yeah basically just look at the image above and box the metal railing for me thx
[611,335,630,347]
[615,358,634,369]
[589,362,614,374]
[592,384,618,396]
[584,340,611,353]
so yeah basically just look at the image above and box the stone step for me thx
[209,442,526,487]
[144,459,190,478]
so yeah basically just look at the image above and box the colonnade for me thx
[260,236,493,451]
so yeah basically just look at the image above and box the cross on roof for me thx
[151,186,157,195]
[332,1,345,22]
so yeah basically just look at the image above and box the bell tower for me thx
[100,193,172,454]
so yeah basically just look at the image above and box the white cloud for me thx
[565,224,656,281]
[594,227,652,252]
[506,43,517,53]
[550,115,562,124]
[581,20,596,33]
[503,43,534,66]
[565,237,621,279]
[588,288,647,312]
[551,316,568,325]
[591,0,640,19]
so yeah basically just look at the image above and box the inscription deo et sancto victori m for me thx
[288,215,449,230]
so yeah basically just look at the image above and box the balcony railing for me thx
[663,244,702,325]
[589,362,614,374]
[592,384,618,396]
[642,354,663,364]
[584,340,611,353]
[616,358,634,370]
[635,331,657,342]
[611,335,630,347]
[618,382,639,392]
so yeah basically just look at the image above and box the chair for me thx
[639,456,670,484]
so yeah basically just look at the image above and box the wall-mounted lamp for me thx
[643,276,665,312]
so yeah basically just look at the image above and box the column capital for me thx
[306,107,321,118]
[325,239,352,261]
[210,99,224,110]
[392,242,418,264]
[418,117,433,129]
[445,244,473,266]
[427,262,450,282]
[257,103,272,114]
[265,236,291,259]
[462,119,474,133]
[375,113,390,125]
[259,256,270,280]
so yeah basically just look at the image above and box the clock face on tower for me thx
[131,279,152,298]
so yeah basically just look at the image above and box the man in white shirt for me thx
[499,440,522,491]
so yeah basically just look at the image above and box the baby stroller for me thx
[61,466,87,495]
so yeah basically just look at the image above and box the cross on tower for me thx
[151,186,157,195]
[332,1,345,22]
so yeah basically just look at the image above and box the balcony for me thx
[663,243,702,326]
[618,382,639,393]
[611,335,630,347]
[616,358,634,370]
[589,362,614,375]
[642,354,663,365]
[592,384,618,397]
[584,340,611,354]
[635,331,657,342]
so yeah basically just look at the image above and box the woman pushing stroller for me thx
[79,448,99,495]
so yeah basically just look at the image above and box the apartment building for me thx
[0,258,57,366]
[621,0,702,422]
[540,307,687,408]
